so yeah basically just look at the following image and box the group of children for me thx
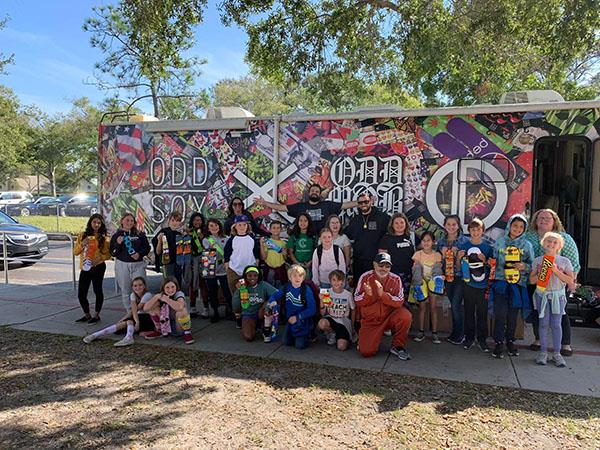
[76,207,575,368]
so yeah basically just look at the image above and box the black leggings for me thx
[78,263,106,315]
[528,284,571,345]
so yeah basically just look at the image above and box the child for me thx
[529,232,574,367]
[232,265,278,342]
[437,214,469,345]
[317,270,355,351]
[203,218,232,322]
[458,218,493,351]
[152,211,184,285]
[224,215,261,304]
[260,221,288,288]
[269,264,317,349]
[287,213,318,278]
[74,213,111,323]
[83,277,158,346]
[325,215,352,266]
[412,231,443,344]
[312,227,346,288]
[187,212,209,318]
[491,214,534,359]
[110,212,151,310]
[143,276,194,344]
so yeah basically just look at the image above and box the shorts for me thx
[325,317,350,342]
[138,313,156,332]
[242,313,260,322]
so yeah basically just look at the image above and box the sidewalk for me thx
[1,278,599,398]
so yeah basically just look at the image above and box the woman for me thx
[74,213,111,323]
[524,208,580,356]
[223,197,269,236]
[378,212,417,292]
[109,212,151,310]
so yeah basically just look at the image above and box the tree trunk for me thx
[48,166,56,197]
[151,83,160,119]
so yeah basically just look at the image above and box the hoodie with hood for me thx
[492,214,534,286]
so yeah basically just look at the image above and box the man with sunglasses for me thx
[255,183,357,233]
[345,192,390,281]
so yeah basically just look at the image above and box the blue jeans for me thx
[492,292,519,344]
[446,279,464,341]
[283,324,309,349]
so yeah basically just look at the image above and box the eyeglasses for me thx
[537,216,554,222]
[358,200,370,205]
[232,202,243,206]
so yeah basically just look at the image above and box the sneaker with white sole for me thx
[327,332,336,345]
[390,346,411,360]
[183,332,195,345]
[413,331,425,342]
[535,351,548,365]
[114,336,134,347]
[83,334,96,344]
[189,306,199,317]
[263,327,272,343]
[553,352,566,368]
[432,333,441,344]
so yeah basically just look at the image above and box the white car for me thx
[0,191,34,206]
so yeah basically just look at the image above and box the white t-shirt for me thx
[333,234,351,249]
[324,288,354,336]
[129,291,153,313]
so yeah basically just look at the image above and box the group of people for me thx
[74,185,581,368]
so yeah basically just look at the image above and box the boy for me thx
[458,218,493,352]
[491,214,534,359]
[317,270,355,351]
[260,221,288,288]
[269,264,317,349]
[152,212,184,286]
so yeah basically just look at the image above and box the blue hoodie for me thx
[269,283,316,337]
[492,214,534,286]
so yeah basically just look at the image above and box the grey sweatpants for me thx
[115,259,147,310]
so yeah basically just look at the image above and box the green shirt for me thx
[287,233,317,264]
[232,281,278,316]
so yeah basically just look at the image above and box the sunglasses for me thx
[358,200,370,205]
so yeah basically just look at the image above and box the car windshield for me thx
[0,211,17,225]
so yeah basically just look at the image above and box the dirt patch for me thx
[1,328,598,449]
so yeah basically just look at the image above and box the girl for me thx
[232,265,278,342]
[110,212,151,311]
[312,227,346,288]
[378,213,417,292]
[529,232,574,367]
[437,214,469,345]
[74,213,111,323]
[325,215,351,267]
[143,276,194,344]
[202,218,232,322]
[224,215,261,306]
[187,212,210,318]
[412,231,443,344]
[83,277,158,346]
[152,211,184,285]
[287,213,317,278]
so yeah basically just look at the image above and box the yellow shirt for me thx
[263,238,286,268]
[73,233,111,270]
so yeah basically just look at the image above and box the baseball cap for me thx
[374,252,392,265]
[233,214,249,224]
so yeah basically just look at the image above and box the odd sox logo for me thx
[328,155,404,216]
[425,160,508,232]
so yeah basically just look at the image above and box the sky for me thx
[1,0,250,115]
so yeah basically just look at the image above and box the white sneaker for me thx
[114,336,135,347]
[553,352,567,368]
[327,332,336,345]
[83,335,95,344]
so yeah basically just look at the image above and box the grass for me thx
[1,328,599,449]
[16,215,88,235]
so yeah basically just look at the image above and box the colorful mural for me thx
[99,108,600,239]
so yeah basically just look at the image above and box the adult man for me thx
[355,252,412,360]
[345,192,390,281]
[255,183,357,232]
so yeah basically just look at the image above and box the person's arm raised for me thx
[255,196,288,212]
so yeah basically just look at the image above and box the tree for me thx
[26,99,101,196]
[220,0,600,106]
[83,0,207,118]
[0,15,15,75]
[0,86,30,189]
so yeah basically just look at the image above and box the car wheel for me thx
[20,207,30,217]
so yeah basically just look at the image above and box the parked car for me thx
[0,210,49,265]
[4,196,64,217]
[64,195,98,217]
[0,191,34,206]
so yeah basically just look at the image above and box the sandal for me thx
[560,347,573,357]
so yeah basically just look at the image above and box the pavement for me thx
[1,274,599,398]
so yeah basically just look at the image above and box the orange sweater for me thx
[354,271,405,325]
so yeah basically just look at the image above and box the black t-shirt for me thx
[287,201,342,233]
[378,234,415,276]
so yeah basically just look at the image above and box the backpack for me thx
[316,244,341,268]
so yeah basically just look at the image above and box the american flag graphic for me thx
[116,126,146,172]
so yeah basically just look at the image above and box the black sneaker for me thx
[492,343,504,359]
[478,341,490,352]
[506,341,519,357]
[210,314,220,324]
[446,336,463,346]
[463,340,475,350]
[235,317,242,329]
[390,346,411,361]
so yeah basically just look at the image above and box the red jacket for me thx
[355,271,405,325]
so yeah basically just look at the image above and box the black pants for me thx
[527,284,571,345]
[463,284,488,343]
[78,263,106,315]
[206,275,232,316]
[493,292,519,344]
[353,259,374,285]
